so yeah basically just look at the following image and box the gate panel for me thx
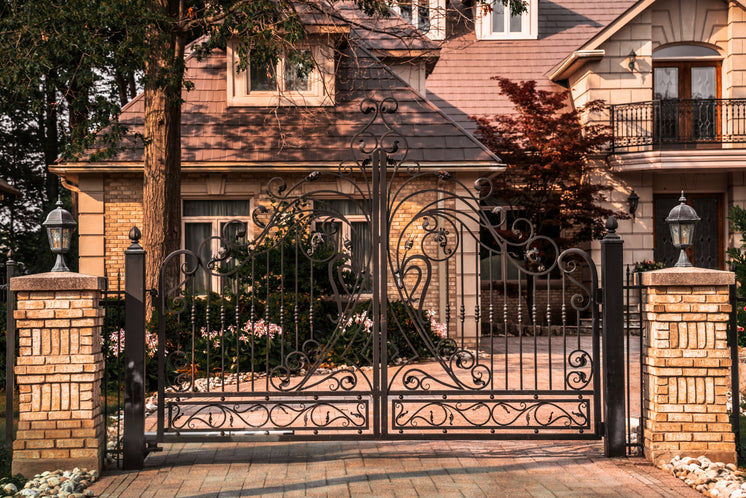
[152,98,602,442]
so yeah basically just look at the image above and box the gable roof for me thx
[54,38,500,175]
[426,0,635,130]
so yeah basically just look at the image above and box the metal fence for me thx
[730,285,744,461]
[101,271,125,467]
[610,99,746,152]
[623,267,643,456]
[2,257,16,446]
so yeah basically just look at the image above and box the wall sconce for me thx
[627,190,639,220]
[665,191,700,268]
[628,50,637,72]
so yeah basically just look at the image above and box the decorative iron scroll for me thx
[392,397,591,431]
[152,96,602,441]
[167,399,369,432]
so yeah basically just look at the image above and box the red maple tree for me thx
[472,77,625,247]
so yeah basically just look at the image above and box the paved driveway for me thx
[90,439,698,497]
[92,335,689,497]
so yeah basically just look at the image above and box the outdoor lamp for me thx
[627,190,639,220]
[665,191,700,268]
[42,196,77,272]
[628,50,637,72]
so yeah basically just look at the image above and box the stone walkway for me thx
[89,439,699,497]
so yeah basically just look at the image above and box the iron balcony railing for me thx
[610,98,746,152]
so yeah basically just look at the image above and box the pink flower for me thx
[739,326,744,332]
[240,319,282,341]
[108,329,125,357]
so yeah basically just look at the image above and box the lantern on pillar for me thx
[42,196,77,272]
[665,191,700,268]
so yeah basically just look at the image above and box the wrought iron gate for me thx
[149,98,603,443]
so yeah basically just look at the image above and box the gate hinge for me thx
[144,441,162,455]
[595,288,603,303]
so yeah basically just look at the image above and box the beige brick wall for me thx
[9,273,107,477]
[640,268,736,465]
[104,174,143,285]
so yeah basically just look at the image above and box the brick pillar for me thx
[10,272,107,477]
[641,267,736,465]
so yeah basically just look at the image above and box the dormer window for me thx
[227,42,335,107]
[476,0,537,40]
[392,0,446,40]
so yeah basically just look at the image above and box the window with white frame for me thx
[183,199,253,294]
[227,42,335,107]
[476,0,537,40]
[314,199,372,293]
[392,0,446,40]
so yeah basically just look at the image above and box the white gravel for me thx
[663,456,746,497]
[1,468,97,498]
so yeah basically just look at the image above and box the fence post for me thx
[641,268,735,464]
[601,216,626,457]
[5,254,16,444]
[123,227,146,470]
[729,284,741,460]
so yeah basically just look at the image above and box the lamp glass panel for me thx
[61,227,74,250]
[669,223,681,246]
[679,223,694,246]
[47,227,63,250]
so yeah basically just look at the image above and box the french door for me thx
[654,61,721,144]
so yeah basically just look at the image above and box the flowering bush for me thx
[107,328,158,358]
[728,205,746,346]
[633,260,665,272]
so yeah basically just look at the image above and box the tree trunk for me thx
[142,2,184,309]
[43,76,59,206]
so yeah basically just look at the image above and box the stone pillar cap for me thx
[641,267,735,287]
[10,272,107,292]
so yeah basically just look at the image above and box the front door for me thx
[654,194,722,269]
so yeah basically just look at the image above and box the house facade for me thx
[51,9,502,342]
[424,0,746,270]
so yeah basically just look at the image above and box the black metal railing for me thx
[623,267,644,456]
[610,99,746,152]
[730,285,744,463]
[2,257,16,446]
[101,271,125,468]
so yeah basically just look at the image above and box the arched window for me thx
[653,44,722,143]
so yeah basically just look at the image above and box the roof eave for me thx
[51,161,504,175]
[549,50,606,83]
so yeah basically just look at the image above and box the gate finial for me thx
[129,226,141,242]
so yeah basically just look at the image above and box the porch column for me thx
[10,272,107,477]
[641,268,736,465]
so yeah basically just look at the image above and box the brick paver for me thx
[89,439,699,497]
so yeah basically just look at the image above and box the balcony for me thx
[610,99,746,153]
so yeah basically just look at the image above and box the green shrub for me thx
[728,205,746,346]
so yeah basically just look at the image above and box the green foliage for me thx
[728,205,746,346]
[139,206,450,385]
[633,260,665,272]
[0,468,25,489]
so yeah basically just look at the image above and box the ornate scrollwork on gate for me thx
[153,96,602,440]
[168,399,368,432]
[392,397,591,431]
